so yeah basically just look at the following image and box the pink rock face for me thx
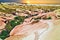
[10,20,48,37]
[47,12,57,19]
[0,17,5,21]
[0,18,6,30]
[2,16,15,20]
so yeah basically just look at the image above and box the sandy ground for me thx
[5,19,60,40]
[40,19,60,40]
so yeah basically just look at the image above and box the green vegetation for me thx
[0,30,9,40]
[0,16,26,40]
[6,16,26,32]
